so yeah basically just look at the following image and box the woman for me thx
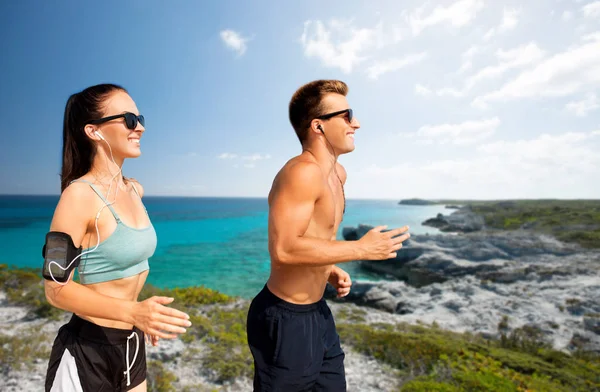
[44,84,191,391]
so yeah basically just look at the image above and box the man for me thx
[246,80,410,391]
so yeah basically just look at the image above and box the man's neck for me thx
[302,140,337,173]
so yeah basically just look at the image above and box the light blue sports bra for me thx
[71,179,157,284]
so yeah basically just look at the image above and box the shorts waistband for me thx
[66,314,142,345]
[259,285,325,313]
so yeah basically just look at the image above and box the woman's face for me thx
[93,90,146,160]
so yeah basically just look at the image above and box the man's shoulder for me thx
[269,156,324,200]
[281,156,322,182]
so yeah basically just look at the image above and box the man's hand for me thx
[328,266,352,298]
[358,225,410,260]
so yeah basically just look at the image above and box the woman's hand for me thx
[130,296,191,339]
[145,334,160,346]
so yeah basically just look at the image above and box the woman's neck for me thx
[89,152,125,189]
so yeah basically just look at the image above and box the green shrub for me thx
[400,378,460,391]
[202,306,253,382]
[146,360,177,392]
[0,328,50,372]
[0,264,62,319]
[338,322,600,392]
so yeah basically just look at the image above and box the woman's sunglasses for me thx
[316,108,353,123]
[88,112,145,130]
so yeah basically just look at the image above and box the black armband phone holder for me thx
[42,231,82,282]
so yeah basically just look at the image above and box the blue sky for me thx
[1,0,599,199]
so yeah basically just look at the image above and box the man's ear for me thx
[310,119,324,134]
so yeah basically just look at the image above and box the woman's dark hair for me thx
[61,83,127,192]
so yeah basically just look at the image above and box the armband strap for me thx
[42,231,82,283]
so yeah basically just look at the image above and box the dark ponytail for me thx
[60,84,127,192]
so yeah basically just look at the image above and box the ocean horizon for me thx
[0,195,447,298]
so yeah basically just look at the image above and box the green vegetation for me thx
[179,306,253,382]
[3,265,599,390]
[140,283,253,382]
[0,327,50,373]
[0,264,62,319]
[337,322,600,392]
[202,306,253,382]
[139,284,233,309]
[147,360,178,392]
[467,200,600,249]
[398,198,439,206]
[336,306,367,323]
[423,199,600,249]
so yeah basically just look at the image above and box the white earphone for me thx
[94,130,105,141]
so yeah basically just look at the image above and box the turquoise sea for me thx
[0,196,446,298]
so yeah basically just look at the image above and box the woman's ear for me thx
[84,125,101,141]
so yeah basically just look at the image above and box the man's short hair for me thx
[289,80,348,144]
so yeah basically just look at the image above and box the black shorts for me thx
[45,314,146,391]
[247,285,346,392]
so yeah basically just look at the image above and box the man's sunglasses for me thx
[316,108,353,123]
[88,112,145,130]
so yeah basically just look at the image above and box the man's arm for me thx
[269,162,408,266]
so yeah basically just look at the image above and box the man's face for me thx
[318,93,360,155]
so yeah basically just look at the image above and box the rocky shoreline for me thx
[1,205,599,391]
[336,206,600,354]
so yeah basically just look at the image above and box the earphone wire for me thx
[48,132,123,285]
[304,127,346,214]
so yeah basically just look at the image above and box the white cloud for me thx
[562,10,573,21]
[300,19,394,73]
[472,36,600,108]
[565,93,600,116]
[485,7,520,41]
[413,117,500,145]
[476,132,598,172]
[436,88,466,97]
[457,45,479,73]
[500,7,520,31]
[219,153,271,162]
[415,84,432,96]
[354,130,600,199]
[483,28,496,41]
[366,52,427,79]
[405,0,485,36]
[466,42,545,89]
[582,31,600,42]
[242,153,271,161]
[433,42,544,98]
[457,61,473,73]
[243,163,256,169]
[583,1,600,18]
[220,30,249,56]
[463,46,479,58]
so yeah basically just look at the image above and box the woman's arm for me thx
[44,183,190,338]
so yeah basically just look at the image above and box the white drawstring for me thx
[124,331,139,387]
